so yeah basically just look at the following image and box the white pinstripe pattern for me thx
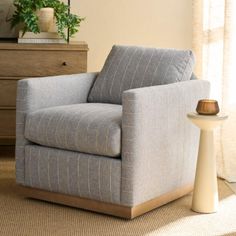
[37,149,42,188]
[98,159,102,201]
[77,154,81,196]
[26,104,121,157]
[57,111,69,147]
[95,128,100,155]
[109,47,129,97]
[15,73,97,185]
[24,145,122,204]
[16,53,201,207]
[121,80,209,206]
[26,115,32,139]
[150,50,166,85]
[15,83,31,184]
[179,53,193,81]
[46,111,59,146]
[85,111,97,146]
[160,52,176,84]
[74,108,100,150]
[109,161,112,202]
[67,156,71,194]
[47,150,52,192]
[54,110,69,147]
[85,108,113,153]
[118,48,138,98]
[57,151,60,192]
[88,157,91,198]
[94,110,117,155]
[104,124,111,155]
[99,47,122,101]
[104,121,116,155]
[29,148,33,187]
[62,106,83,148]
[36,110,47,143]
[89,46,195,105]
[46,106,81,148]
[140,50,155,87]
[129,50,145,89]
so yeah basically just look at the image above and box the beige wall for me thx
[71,0,192,72]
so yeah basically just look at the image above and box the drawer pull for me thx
[62,62,67,66]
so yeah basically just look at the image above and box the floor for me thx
[1,155,236,236]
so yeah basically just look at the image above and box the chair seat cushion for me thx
[25,103,122,157]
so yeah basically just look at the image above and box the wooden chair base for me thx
[19,184,193,219]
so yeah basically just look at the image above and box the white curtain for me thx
[193,0,236,182]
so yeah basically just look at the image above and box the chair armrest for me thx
[15,72,98,184]
[16,72,98,111]
[121,80,210,206]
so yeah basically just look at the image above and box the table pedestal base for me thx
[187,113,227,213]
[192,130,218,213]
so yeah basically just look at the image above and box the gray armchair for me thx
[15,45,210,219]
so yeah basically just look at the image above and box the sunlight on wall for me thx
[71,0,192,72]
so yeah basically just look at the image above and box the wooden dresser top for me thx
[0,41,88,51]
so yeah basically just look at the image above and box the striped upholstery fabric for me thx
[15,73,97,184]
[25,103,122,157]
[121,80,210,206]
[15,78,32,184]
[24,145,121,204]
[15,48,210,212]
[88,45,195,104]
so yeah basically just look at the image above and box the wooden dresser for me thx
[0,41,88,147]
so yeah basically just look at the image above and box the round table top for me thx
[187,112,228,121]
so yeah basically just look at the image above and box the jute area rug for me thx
[226,182,236,195]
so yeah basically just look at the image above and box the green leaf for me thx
[11,0,85,39]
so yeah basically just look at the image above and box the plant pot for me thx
[36,8,54,32]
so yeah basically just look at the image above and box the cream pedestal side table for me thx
[187,113,228,213]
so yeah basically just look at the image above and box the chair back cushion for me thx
[88,45,195,104]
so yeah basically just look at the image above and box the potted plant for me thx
[11,0,84,41]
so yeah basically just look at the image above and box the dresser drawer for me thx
[0,79,18,107]
[0,110,16,137]
[0,42,88,146]
[0,50,87,77]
